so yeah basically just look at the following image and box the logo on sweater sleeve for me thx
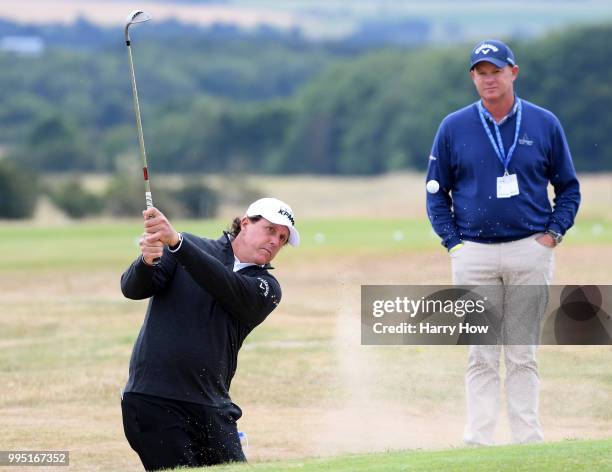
[257,277,270,297]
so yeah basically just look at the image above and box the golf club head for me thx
[124,10,151,43]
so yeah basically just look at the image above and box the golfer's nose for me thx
[270,235,282,248]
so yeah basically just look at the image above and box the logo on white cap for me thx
[278,208,295,225]
[246,197,300,247]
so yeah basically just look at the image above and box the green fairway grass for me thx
[0,217,610,271]
[206,439,612,472]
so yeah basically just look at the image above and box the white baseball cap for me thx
[246,197,300,247]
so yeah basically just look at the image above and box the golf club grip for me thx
[145,195,161,266]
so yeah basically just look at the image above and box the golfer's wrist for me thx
[168,232,183,252]
[140,254,157,267]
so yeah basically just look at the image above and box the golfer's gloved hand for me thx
[143,207,181,247]
[140,233,163,266]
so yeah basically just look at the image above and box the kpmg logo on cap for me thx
[474,43,499,55]
[278,208,295,225]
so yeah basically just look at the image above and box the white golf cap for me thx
[246,197,300,247]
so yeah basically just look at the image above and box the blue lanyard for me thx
[477,99,522,173]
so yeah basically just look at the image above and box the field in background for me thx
[2,0,612,40]
[1,174,611,471]
[43,172,612,220]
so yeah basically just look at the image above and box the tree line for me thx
[1,22,611,177]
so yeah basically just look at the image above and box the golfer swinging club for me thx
[120,197,299,470]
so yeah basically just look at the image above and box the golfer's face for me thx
[471,62,518,103]
[242,217,289,265]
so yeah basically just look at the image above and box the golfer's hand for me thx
[140,233,163,266]
[535,233,556,248]
[143,207,181,247]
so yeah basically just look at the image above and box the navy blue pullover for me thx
[426,98,580,250]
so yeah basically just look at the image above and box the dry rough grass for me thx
[41,172,611,221]
[1,245,611,470]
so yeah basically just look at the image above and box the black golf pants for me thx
[121,392,246,471]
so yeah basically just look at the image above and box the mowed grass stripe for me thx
[206,439,612,472]
[0,218,609,271]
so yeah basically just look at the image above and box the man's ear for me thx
[240,216,250,231]
[511,65,520,81]
[469,68,477,85]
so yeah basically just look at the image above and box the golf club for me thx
[125,10,160,264]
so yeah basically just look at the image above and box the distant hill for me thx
[2,0,612,44]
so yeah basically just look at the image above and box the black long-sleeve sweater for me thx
[120,232,281,411]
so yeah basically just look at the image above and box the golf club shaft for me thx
[126,37,160,265]
[126,43,153,210]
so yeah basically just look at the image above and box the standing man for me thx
[120,197,299,470]
[426,40,580,445]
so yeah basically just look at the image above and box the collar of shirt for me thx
[233,257,262,272]
[224,234,258,272]
[481,96,519,125]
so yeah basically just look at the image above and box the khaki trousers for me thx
[451,234,554,445]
